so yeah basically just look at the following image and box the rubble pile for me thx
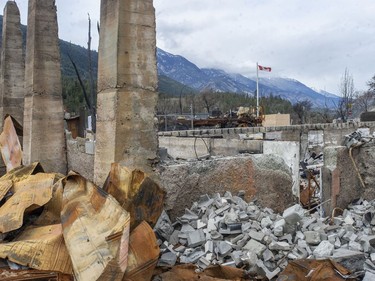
[299,150,323,208]
[155,191,375,280]
[0,119,166,281]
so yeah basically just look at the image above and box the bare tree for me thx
[337,68,355,121]
[292,99,313,124]
[354,90,375,113]
[200,90,217,114]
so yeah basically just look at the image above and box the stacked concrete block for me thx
[155,192,375,280]
[0,1,25,128]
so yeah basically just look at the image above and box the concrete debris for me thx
[155,192,375,280]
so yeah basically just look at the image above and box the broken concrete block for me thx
[217,241,232,256]
[283,204,304,224]
[158,252,177,267]
[249,230,265,242]
[279,234,293,244]
[197,257,211,270]
[295,231,305,241]
[313,241,334,258]
[288,246,308,260]
[205,240,213,253]
[207,219,217,232]
[187,229,206,248]
[268,241,292,251]
[180,248,205,264]
[363,271,375,281]
[348,241,363,252]
[260,216,273,228]
[256,260,281,280]
[244,239,267,256]
[332,248,365,273]
[231,251,243,267]
[274,226,284,237]
[304,231,321,245]
[210,230,223,240]
[242,251,258,266]
[242,222,252,232]
[262,249,274,262]
[181,223,195,233]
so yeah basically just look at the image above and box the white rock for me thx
[313,241,334,258]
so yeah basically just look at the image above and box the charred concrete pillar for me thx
[23,0,67,174]
[94,0,158,185]
[0,1,25,128]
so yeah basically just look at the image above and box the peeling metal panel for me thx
[0,173,56,233]
[103,163,165,231]
[61,174,130,281]
[0,224,73,274]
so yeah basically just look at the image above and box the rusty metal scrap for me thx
[0,180,12,202]
[124,221,160,281]
[0,116,22,172]
[0,269,73,281]
[276,259,355,281]
[0,162,44,183]
[34,178,64,226]
[0,224,73,274]
[103,163,165,231]
[0,173,56,233]
[61,174,131,281]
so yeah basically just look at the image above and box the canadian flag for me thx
[258,65,272,72]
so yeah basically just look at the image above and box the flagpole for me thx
[256,62,259,117]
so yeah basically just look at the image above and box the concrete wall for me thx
[160,154,295,219]
[159,122,375,145]
[66,134,94,182]
[322,143,375,216]
[263,141,300,197]
[159,137,262,159]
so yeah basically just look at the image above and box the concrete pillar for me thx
[94,0,158,185]
[23,0,67,174]
[0,1,25,128]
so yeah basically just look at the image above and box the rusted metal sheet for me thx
[103,163,165,230]
[61,174,130,281]
[277,259,355,281]
[34,178,64,226]
[0,173,56,233]
[123,221,160,281]
[0,269,73,281]
[0,116,22,172]
[156,264,253,281]
[0,162,44,183]
[0,224,73,274]
[0,180,12,202]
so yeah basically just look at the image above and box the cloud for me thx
[8,0,375,94]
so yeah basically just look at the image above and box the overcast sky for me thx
[6,0,375,95]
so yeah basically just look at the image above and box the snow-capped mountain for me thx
[156,48,340,108]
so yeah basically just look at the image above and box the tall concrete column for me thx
[0,1,25,128]
[23,0,67,174]
[94,0,159,186]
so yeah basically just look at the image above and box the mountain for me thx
[0,15,339,107]
[156,48,340,108]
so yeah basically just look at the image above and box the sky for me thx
[4,0,375,95]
